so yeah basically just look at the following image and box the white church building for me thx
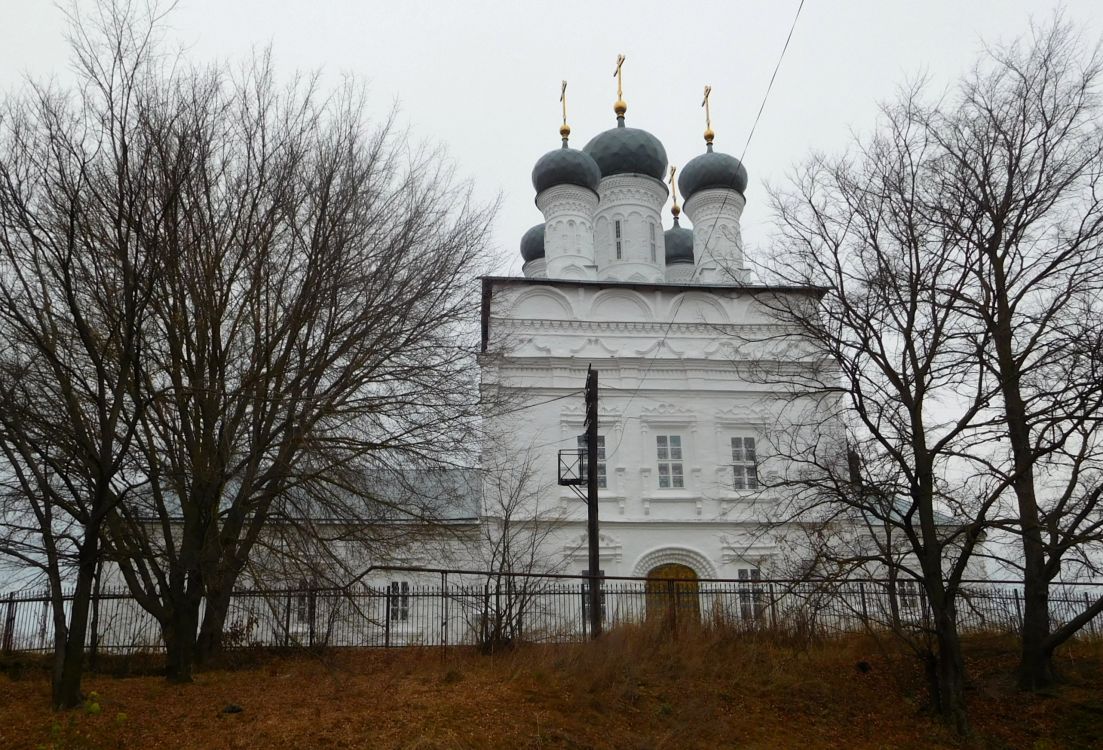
[478,82,827,585]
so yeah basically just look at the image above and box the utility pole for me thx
[585,365,602,639]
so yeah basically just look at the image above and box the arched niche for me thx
[668,292,730,324]
[589,289,652,322]
[509,287,574,320]
[632,546,717,579]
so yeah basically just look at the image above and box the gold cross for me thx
[702,85,714,144]
[668,165,681,216]
[560,80,568,125]
[614,54,626,99]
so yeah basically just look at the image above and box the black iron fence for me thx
[2,573,1102,655]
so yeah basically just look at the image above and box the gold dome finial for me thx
[559,80,571,142]
[668,165,681,218]
[613,54,627,117]
[702,85,715,146]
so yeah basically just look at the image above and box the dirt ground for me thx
[1,631,1101,749]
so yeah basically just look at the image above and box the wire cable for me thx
[495,390,583,417]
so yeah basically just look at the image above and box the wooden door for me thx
[646,563,700,627]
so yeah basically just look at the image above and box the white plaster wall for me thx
[592,175,668,283]
[683,188,749,284]
[537,184,599,280]
[483,279,828,579]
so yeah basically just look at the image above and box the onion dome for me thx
[664,217,694,264]
[520,223,545,263]
[583,118,668,180]
[678,143,749,199]
[532,144,601,194]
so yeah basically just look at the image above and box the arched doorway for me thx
[646,563,700,628]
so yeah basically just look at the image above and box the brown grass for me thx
[1,627,1101,749]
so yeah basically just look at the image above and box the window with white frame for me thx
[896,579,920,614]
[738,567,765,621]
[649,222,657,262]
[389,580,410,622]
[656,435,685,489]
[614,220,623,259]
[295,578,311,624]
[730,437,759,490]
[576,435,607,489]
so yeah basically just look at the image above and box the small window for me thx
[615,220,623,259]
[738,567,765,621]
[731,437,759,490]
[295,578,311,624]
[577,435,607,489]
[896,579,920,613]
[389,581,410,622]
[656,435,684,489]
[649,223,657,262]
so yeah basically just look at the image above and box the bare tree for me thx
[759,16,1103,726]
[1,0,496,689]
[97,58,493,681]
[759,86,1001,733]
[0,1,170,706]
[917,19,1103,689]
[472,436,566,650]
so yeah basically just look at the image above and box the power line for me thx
[740,0,806,163]
[495,390,582,417]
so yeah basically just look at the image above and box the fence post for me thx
[1085,591,1095,637]
[859,582,869,622]
[89,587,100,671]
[434,573,443,648]
[283,594,292,648]
[668,580,677,636]
[482,582,490,645]
[384,589,392,648]
[37,594,49,650]
[1013,588,1023,633]
[2,593,15,654]
[308,587,317,648]
[768,583,778,630]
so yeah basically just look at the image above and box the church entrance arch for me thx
[645,563,700,628]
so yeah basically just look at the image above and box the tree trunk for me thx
[52,534,100,709]
[163,606,199,684]
[933,617,969,736]
[988,246,1057,690]
[194,591,230,666]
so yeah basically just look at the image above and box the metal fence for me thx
[3,574,1102,655]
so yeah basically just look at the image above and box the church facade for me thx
[478,82,827,584]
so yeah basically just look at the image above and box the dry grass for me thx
[1,627,1101,749]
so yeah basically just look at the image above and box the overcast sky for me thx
[2,0,1100,276]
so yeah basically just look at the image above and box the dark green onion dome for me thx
[520,223,546,263]
[582,117,668,180]
[532,143,601,194]
[678,144,749,200]
[664,218,694,264]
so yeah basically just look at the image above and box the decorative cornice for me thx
[683,188,746,218]
[492,317,794,336]
[536,183,599,212]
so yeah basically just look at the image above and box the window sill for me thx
[647,490,700,501]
